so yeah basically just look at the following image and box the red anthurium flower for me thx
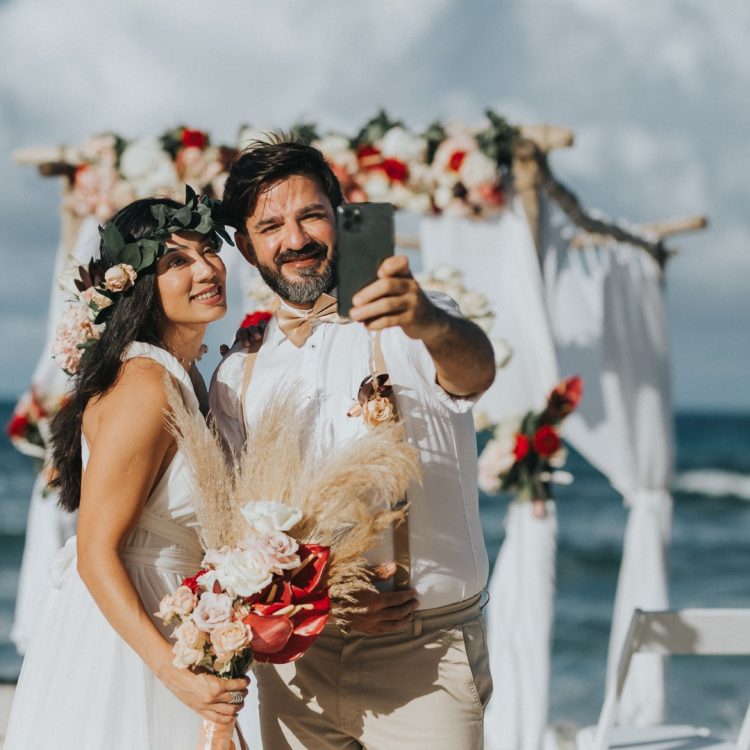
[249,543,331,664]
[289,544,330,598]
[240,310,273,329]
[7,413,29,439]
[448,151,467,172]
[181,128,208,149]
[244,611,294,654]
[381,158,409,183]
[546,375,583,420]
[513,433,530,462]
[533,425,561,458]
[181,570,207,594]
[250,593,330,664]
[357,144,383,169]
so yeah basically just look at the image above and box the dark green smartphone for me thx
[335,203,395,318]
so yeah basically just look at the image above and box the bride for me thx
[4,193,250,748]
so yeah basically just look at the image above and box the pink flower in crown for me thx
[104,264,137,293]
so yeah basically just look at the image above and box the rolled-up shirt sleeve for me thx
[208,348,248,459]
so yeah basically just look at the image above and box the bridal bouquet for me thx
[478,376,583,508]
[160,381,420,749]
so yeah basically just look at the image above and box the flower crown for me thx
[75,186,233,324]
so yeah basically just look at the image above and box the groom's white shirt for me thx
[209,292,488,611]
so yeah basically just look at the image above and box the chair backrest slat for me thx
[591,608,750,750]
[634,609,750,656]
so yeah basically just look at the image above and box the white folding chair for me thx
[577,608,750,750]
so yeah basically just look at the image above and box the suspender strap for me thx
[238,339,263,442]
[373,332,411,591]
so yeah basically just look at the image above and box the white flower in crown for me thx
[104,263,137,293]
[379,126,427,164]
[119,136,179,197]
[241,500,302,535]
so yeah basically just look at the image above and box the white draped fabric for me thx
[420,199,559,750]
[10,218,98,652]
[543,213,674,727]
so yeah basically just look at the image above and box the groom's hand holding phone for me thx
[346,562,419,635]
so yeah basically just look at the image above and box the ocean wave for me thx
[673,470,750,501]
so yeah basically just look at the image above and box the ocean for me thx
[1,402,748,736]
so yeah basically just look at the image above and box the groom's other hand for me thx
[219,321,268,357]
[347,562,419,635]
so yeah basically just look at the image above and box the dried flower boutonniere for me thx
[347,373,399,427]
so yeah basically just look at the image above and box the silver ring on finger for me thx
[229,690,243,705]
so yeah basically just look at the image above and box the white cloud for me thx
[0,0,748,406]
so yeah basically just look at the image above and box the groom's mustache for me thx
[275,241,329,267]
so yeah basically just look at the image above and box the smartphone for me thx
[335,203,395,318]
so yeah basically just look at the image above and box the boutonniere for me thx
[347,373,399,427]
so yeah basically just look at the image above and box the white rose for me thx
[191,591,234,632]
[202,547,231,569]
[119,137,178,197]
[359,171,391,202]
[241,500,302,535]
[314,134,358,174]
[432,185,455,210]
[459,150,498,189]
[379,126,427,163]
[210,621,251,657]
[214,548,274,598]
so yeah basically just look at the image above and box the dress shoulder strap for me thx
[121,341,200,415]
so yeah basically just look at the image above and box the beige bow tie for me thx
[275,293,342,347]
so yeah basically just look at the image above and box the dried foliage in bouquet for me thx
[164,379,420,624]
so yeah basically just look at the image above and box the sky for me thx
[0,0,748,409]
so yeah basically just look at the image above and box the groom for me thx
[210,138,496,749]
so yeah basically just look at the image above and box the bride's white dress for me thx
[4,343,209,749]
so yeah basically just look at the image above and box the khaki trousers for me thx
[253,595,492,750]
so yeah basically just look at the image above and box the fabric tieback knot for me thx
[275,293,342,347]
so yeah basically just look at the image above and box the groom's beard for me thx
[254,240,335,305]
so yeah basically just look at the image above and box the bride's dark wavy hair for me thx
[50,197,181,512]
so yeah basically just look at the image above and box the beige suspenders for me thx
[371,332,411,591]
[238,328,411,590]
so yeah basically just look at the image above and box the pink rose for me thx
[191,591,234,632]
[210,621,251,658]
[104,264,137,293]
[171,586,197,617]
[172,638,206,669]
[257,531,300,572]
[173,619,206,650]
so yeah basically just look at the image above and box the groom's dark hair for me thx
[222,135,344,232]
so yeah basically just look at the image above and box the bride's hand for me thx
[164,667,250,724]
